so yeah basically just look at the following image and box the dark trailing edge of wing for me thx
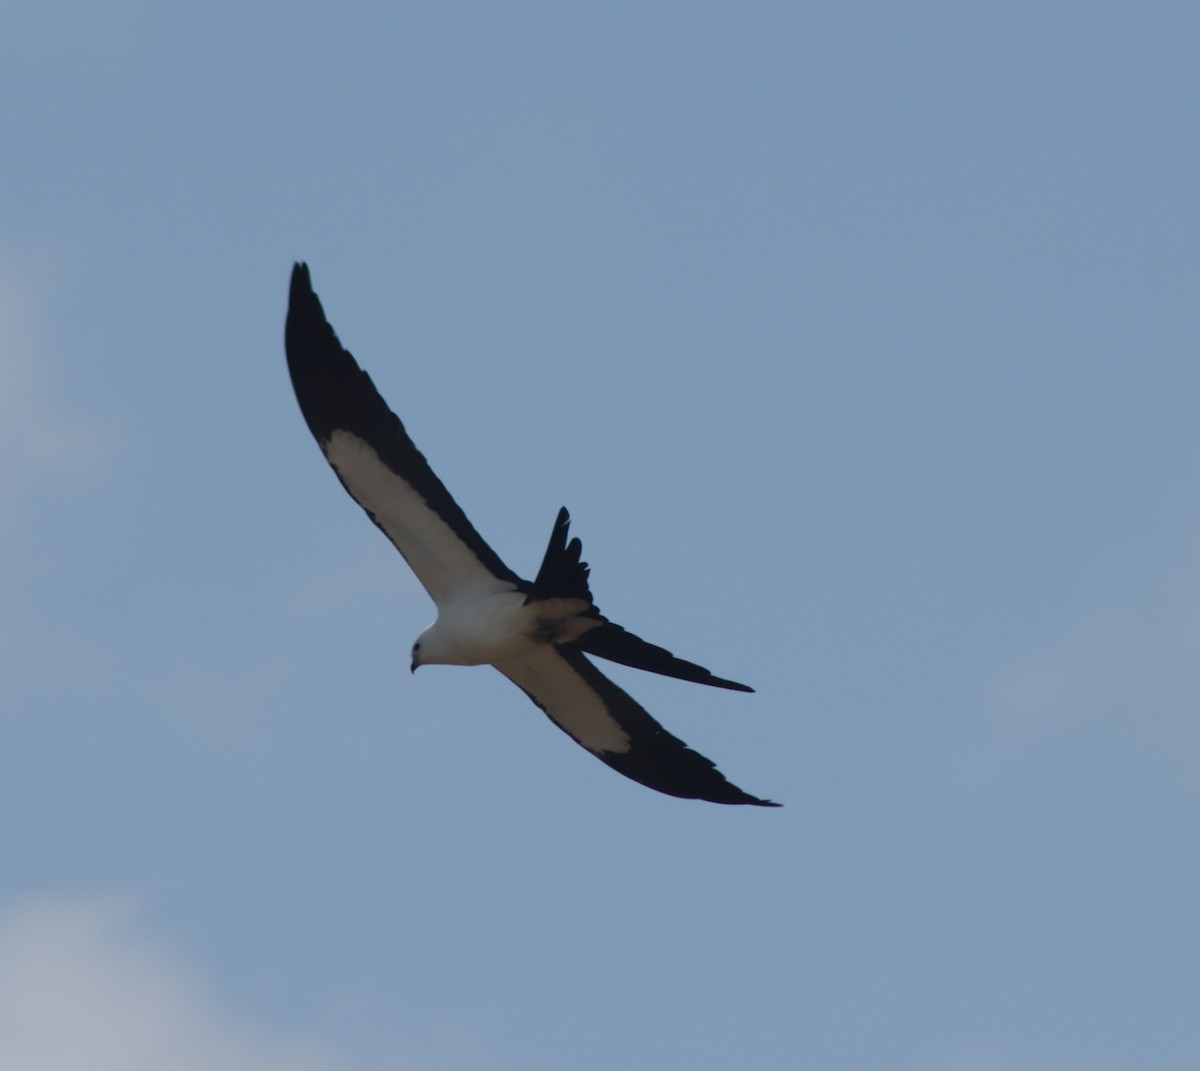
[284,263,522,587]
[526,507,593,604]
[551,647,778,806]
[573,622,754,692]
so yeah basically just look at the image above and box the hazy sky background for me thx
[2,3,1197,1069]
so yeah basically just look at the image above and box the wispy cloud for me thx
[0,894,390,1071]
[0,244,119,518]
[985,550,1200,768]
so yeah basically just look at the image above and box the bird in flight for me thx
[284,263,778,806]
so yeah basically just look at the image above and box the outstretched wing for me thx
[285,263,521,605]
[495,646,779,806]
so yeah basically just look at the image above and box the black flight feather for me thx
[573,622,754,693]
[550,648,777,805]
[526,507,593,604]
[285,263,522,588]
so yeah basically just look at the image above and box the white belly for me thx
[421,590,596,667]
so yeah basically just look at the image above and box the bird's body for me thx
[285,263,778,806]
[413,589,596,669]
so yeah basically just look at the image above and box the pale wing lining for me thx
[325,431,513,605]
[495,648,633,755]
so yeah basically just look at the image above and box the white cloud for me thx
[0,895,388,1071]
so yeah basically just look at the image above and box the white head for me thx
[410,621,458,672]
[409,593,531,671]
[410,626,431,673]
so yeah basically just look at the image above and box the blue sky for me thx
[2,2,1198,1068]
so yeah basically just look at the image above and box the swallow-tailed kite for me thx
[284,263,778,806]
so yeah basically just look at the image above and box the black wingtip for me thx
[284,262,353,446]
[290,261,312,296]
[282,262,527,590]
[540,648,779,807]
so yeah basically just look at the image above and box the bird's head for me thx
[410,622,440,672]
[410,619,473,672]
